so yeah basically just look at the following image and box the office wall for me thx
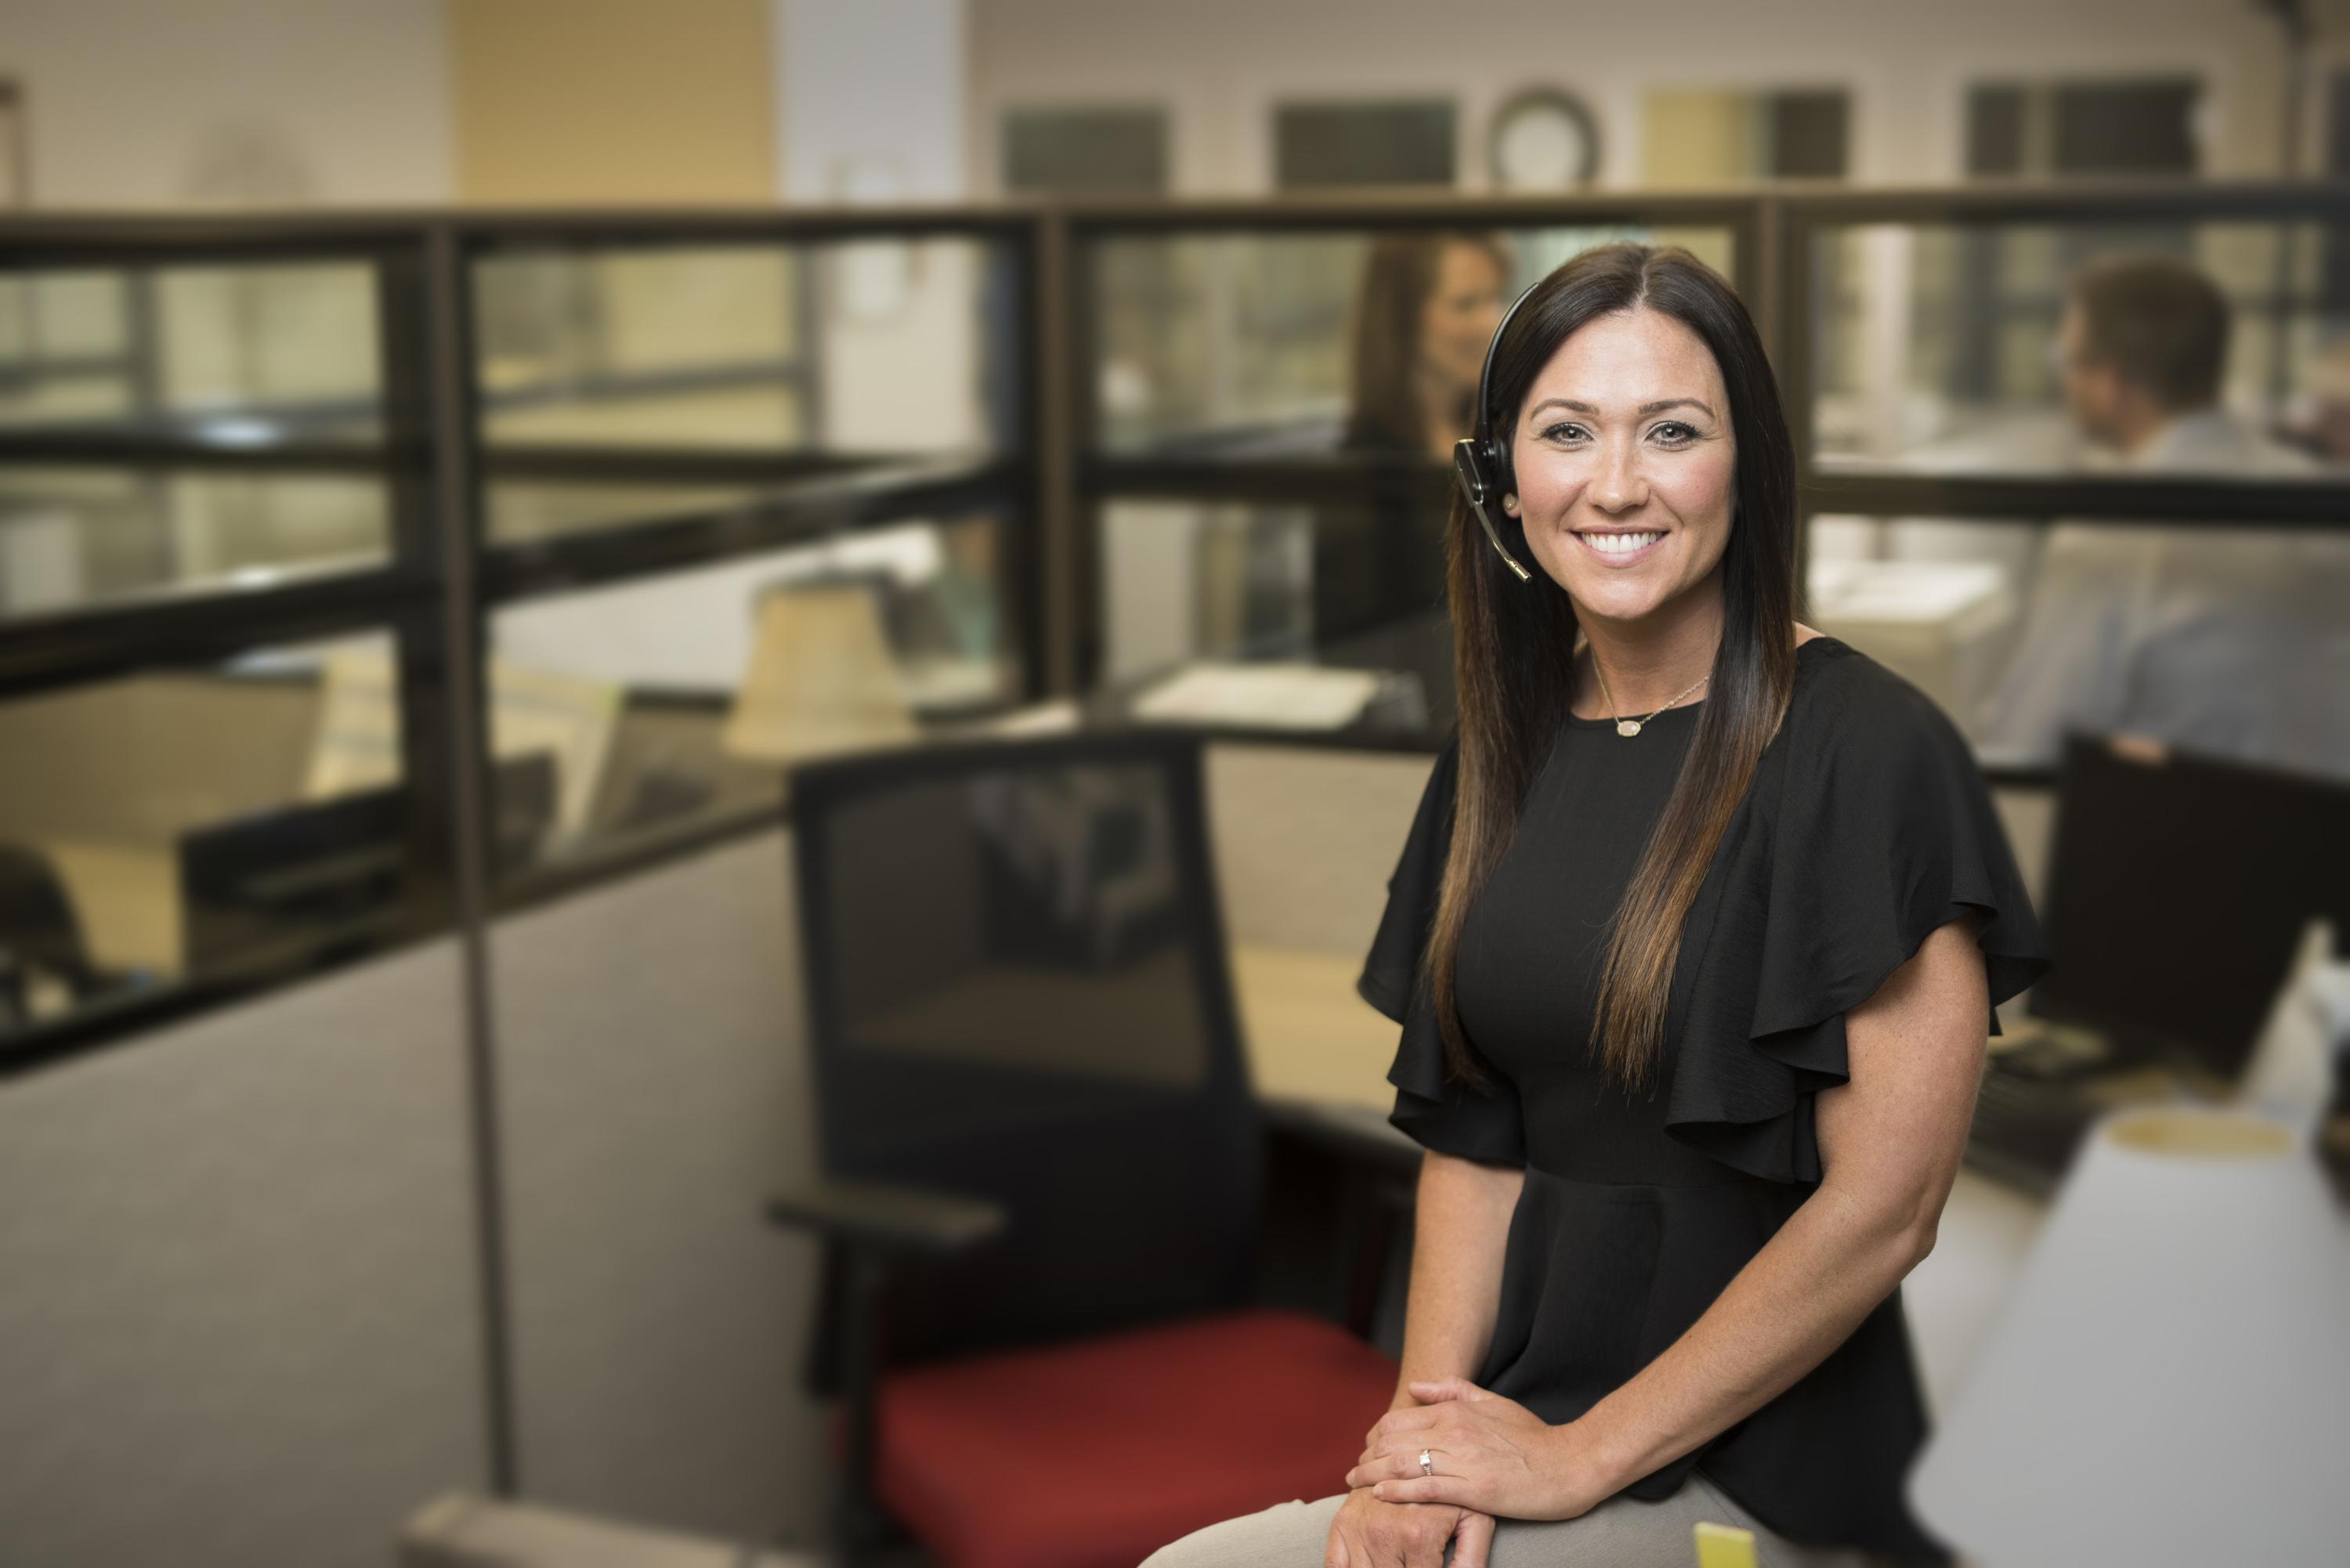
[448,0,776,204]
[0,940,488,1568]
[967,0,2296,193]
[0,0,454,206]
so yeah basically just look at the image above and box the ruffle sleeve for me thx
[1662,652,2052,1184]
[1357,738,1527,1165]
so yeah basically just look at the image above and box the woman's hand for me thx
[1344,1378,1617,1521]
[1324,1487,1495,1568]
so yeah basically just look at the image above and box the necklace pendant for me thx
[1615,719,1643,737]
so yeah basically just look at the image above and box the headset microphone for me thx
[1452,276,1543,582]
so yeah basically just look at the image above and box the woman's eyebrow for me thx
[1527,396,1718,420]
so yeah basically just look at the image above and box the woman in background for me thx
[1312,233,1513,722]
[1343,232,1513,459]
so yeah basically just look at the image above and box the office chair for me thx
[0,844,100,1025]
[768,729,1401,1568]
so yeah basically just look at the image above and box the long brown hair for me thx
[1343,231,1509,452]
[1426,244,1799,1096]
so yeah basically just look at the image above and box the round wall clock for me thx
[1488,88,1602,190]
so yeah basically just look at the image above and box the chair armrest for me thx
[765,1174,1007,1255]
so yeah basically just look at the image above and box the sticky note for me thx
[1694,1519,1759,1568]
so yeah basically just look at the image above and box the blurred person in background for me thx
[1342,232,1513,460]
[1148,244,2044,1568]
[1307,234,1512,712]
[1975,254,2350,779]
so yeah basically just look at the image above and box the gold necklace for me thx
[1589,656,1710,738]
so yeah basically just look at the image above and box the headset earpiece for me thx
[1453,277,1544,583]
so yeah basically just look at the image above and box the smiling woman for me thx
[1142,245,2048,1568]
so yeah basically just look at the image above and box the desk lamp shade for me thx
[1909,1107,2350,1567]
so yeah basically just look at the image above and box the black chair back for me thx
[788,729,1263,1364]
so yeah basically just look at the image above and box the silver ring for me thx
[1419,1448,1434,1477]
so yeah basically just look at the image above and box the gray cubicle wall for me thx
[0,833,835,1568]
[488,826,829,1546]
[0,938,490,1568]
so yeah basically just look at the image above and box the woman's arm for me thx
[1560,912,1987,1492]
[1392,1150,1525,1411]
[1357,913,1987,1516]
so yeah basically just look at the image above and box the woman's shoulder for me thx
[1767,630,1993,818]
[1782,633,1976,779]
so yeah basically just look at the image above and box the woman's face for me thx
[1502,306,1738,628]
[1420,243,1507,399]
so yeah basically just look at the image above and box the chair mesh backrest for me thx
[790,729,1263,1363]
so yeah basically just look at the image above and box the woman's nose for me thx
[1592,439,1647,513]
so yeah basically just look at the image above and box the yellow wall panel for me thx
[449,0,774,204]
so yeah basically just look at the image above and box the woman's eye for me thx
[1539,421,1589,443]
[1650,421,1699,446]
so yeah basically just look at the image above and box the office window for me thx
[1807,219,2348,478]
[1806,513,2350,783]
[1002,106,1168,195]
[1089,225,1738,457]
[486,515,1021,876]
[0,631,417,1039]
[1640,89,1851,185]
[1965,79,2201,177]
[1274,100,1455,190]
[471,237,1013,460]
[1098,499,1449,737]
[0,467,388,618]
[0,261,383,432]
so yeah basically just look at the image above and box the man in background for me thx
[1975,254,2350,780]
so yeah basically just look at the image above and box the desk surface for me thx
[1227,942,1399,1114]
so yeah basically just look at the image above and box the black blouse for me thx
[1355,636,2049,1563]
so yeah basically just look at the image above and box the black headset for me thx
[1451,276,1543,583]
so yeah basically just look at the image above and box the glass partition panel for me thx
[1090,225,1737,457]
[1806,512,2350,781]
[485,479,770,546]
[487,514,1022,873]
[1097,498,1451,738]
[1812,220,2350,479]
[0,629,410,1041]
[472,237,1018,455]
[0,262,383,438]
[0,466,389,617]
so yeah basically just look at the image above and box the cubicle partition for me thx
[9,181,2350,1051]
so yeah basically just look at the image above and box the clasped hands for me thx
[1323,1378,1614,1568]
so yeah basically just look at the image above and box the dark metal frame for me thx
[9,182,2350,1031]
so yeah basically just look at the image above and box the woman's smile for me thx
[1571,527,1668,565]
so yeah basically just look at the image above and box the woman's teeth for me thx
[1585,531,1661,555]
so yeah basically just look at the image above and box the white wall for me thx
[0,0,454,206]
[967,0,2300,193]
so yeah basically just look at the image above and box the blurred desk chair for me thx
[0,844,102,1025]
[767,729,1401,1568]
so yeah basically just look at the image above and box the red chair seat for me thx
[872,1307,1399,1568]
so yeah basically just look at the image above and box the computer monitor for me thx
[2032,735,2350,1081]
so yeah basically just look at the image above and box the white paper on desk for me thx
[1130,662,1380,730]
